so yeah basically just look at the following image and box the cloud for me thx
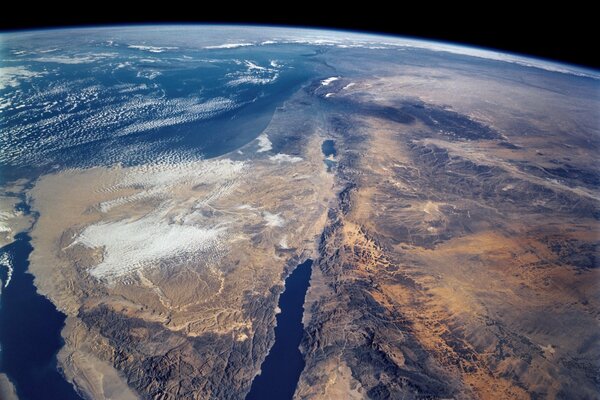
[256,134,272,153]
[33,53,116,64]
[204,43,254,49]
[226,59,280,87]
[0,66,45,90]
[81,214,227,280]
[77,158,246,281]
[128,45,177,53]
[0,251,13,288]
[226,75,279,86]
[320,77,340,86]
[263,211,285,227]
[269,153,302,163]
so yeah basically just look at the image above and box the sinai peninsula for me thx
[0,26,599,400]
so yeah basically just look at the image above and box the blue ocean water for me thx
[0,41,318,175]
[0,234,82,400]
[246,260,313,400]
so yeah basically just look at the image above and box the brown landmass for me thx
[24,91,335,399]
[0,373,19,400]
[0,179,33,249]
[8,58,600,400]
[296,72,599,399]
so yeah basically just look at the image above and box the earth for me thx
[0,26,599,400]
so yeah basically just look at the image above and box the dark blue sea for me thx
[0,235,82,400]
[246,260,313,400]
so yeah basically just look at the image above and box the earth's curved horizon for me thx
[3,24,598,74]
[0,25,598,400]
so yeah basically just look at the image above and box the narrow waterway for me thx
[246,259,313,400]
[0,233,82,400]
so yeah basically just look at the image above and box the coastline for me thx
[6,87,336,399]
